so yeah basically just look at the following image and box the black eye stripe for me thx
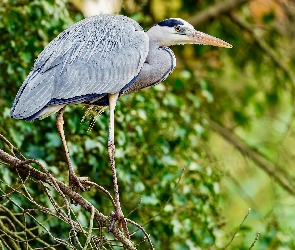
[157,19,184,27]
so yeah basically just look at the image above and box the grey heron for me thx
[10,14,232,235]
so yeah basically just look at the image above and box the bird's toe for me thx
[69,175,90,204]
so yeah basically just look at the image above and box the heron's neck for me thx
[122,41,176,96]
[146,26,172,47]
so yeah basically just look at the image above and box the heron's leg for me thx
[107,93,129,237]
[56,106,87,196]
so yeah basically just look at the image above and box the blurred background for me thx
[1,0,295,249]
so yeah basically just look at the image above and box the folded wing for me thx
[11,14,149,120]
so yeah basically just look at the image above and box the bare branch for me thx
[188,0,250,27]
[209,120,295,196]
[0,146,136,249]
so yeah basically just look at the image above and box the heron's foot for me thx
[108,210,129,239]
[69,173,90,204]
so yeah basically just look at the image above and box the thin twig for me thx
[126,198,142,218]
[249,231,260,250]
[223,208,251,249]
[126,219,154,250]
[0,134,26,160]
[84,180,116,208]
[83,206,95,250]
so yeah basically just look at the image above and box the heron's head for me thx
[147,18,232,48]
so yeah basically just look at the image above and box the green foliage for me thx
[1,0,295,249]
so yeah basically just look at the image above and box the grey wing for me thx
[11,14,149,120]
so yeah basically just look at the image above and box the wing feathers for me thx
[11,14,149,120]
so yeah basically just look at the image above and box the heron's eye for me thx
[174,25,181,32]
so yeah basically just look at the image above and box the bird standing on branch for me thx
[10,14,232,235]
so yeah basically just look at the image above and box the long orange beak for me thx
[188,29,233,48]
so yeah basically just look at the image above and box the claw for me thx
[108,211,117,233]
[108,210,125,231]
[108,210,129,239]
[70,175,89,192]
[69,174,90,205]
